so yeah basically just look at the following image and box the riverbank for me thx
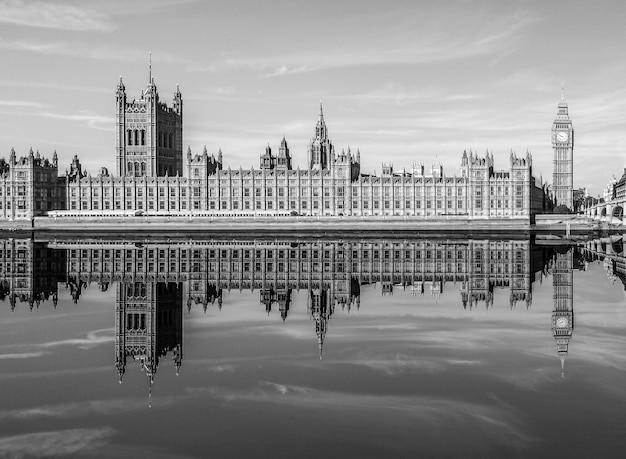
[0,214,617,236]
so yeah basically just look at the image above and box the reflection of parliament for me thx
[0,66,577,222]
[2,236,586,386]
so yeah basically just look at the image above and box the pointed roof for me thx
[556,84,570,118]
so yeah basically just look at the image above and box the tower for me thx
[308,103,334,170]
[115,59,183,178]
[551,248,574,377]
[552,88,574,209]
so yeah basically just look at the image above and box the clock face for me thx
[556,131,569,142]
[556,317,569,328]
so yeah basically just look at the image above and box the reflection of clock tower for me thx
[552,88,574,209]
[551,248,574,377]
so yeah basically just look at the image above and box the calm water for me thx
[0,234,625,458]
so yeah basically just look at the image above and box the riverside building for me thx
[2,73,552,222]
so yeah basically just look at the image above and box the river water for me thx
[0,234,624,458]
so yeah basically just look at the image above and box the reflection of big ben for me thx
[551,249,574,376]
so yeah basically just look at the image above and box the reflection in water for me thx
[0,236,600,395]
[115,282,183,407]
[551,249,574,377]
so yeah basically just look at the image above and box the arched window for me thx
[127,162,133,174]
[127,130,132,146]
[134,161,140,177]
[141,162,146,176]
[169,133,173,149]
[141,130,145,146]
[194,168,199,178]
[134,130,139,146]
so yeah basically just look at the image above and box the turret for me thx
[174,83,183,115]
[116,76,126,104]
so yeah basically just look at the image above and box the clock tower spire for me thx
[552,88,574,209]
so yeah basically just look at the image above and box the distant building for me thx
[0,148,64,221]
[614,168,626,202]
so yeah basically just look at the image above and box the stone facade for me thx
[0,148,64,220]
[0,74,552,222]
[115,74,183,178]
[63,84,539,220]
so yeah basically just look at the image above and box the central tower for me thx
[551,89,574,209]
[115,61,183,177]
[308,103,334,170]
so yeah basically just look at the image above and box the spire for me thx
[561,81,565,101]
[117,76,125,94]
[318,334,324,360]
[319,101,324,122]
[149,51,152,84]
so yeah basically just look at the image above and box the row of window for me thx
[125,129,175,149]
[69,247,525,261]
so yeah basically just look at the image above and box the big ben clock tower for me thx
[552,88,574,209]
[551,248,574,377]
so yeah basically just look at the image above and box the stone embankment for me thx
[29,215,531,234]
[0,214,618,236]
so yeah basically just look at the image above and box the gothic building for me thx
[0,72,555,221]
[0,148,64,220]
[552,90,574,209]
[58,74,547,220]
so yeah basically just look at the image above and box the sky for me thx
[0,0,625,195]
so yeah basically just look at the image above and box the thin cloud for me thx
[0,428,114,457]
[0,99,46,108]
[197,10,539,77]
[5,328,115,352]
[37,110,115,131]
[0,0,115,32]
[0,351,48,359]
[197,382,537,450]
[0,38,180,66]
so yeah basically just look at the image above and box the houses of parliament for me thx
[0,69,574,222]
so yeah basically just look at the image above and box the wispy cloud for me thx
[0,99,46,108]
[4,328,114,353]
[0,351,48,360]
[0,0,114,32]
[0,428,114,457]
[193,381,537,451]
[37,110,114,131]
[192,10,539,77]
[0,38,181,67]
